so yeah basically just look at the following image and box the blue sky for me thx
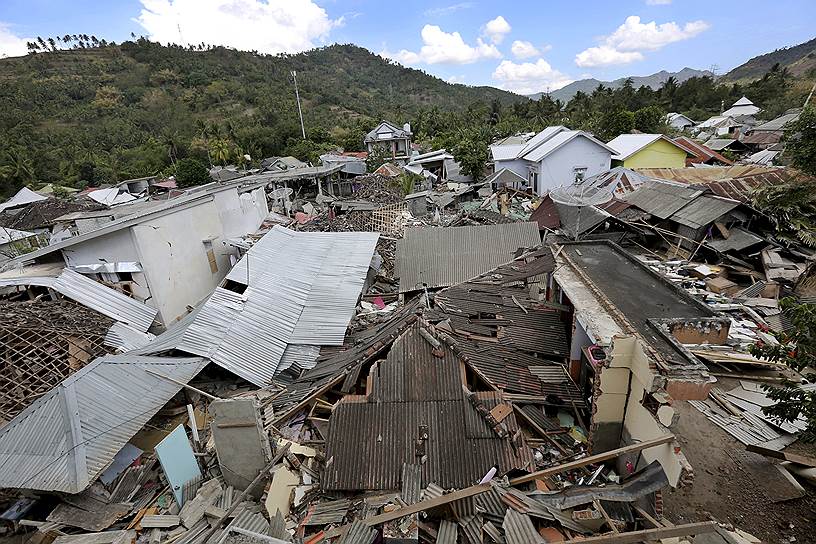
[0,0,813,94]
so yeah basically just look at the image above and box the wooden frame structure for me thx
[0,301,114,421]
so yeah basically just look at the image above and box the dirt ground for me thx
[665,399,816,544]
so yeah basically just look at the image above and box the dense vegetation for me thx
[0,39,813,198]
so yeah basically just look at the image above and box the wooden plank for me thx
[559,521,718,543]
[489,403,512,423]
[140,515,180,528]
[746,445,816,468]
[509,434,675,485]
[325,484,491,539]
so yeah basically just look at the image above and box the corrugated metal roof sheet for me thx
[578,167,650,197]
[0,355,207,493]
[707,227,765,253]
[337,520,378,544]
[522,131,614,163]
[323,324,533,491]
[621,181,704,220]
[503,509,543,544]
[0,269,157,331]
[138,226,377,386]
[437,520,458,544]
[673,137,733,166]
[669,194,740,229]
[103,322,155,351]
[396,222,541,292]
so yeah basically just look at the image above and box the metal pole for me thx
[292,71,306,140]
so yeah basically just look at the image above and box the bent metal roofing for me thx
[322,322,533,491]
[396,222,541,293]
[0,355,207,493]
[137,226,378,386]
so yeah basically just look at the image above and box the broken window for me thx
[573,167,588,182]
[641,390,661,417]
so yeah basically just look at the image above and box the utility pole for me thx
[292,70,306,139]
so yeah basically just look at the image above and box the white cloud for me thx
[382,24,501,65]
[424,3,473,17]
[646,0,672,4]
[511,40,540,59]
[575,46,644,68]
[447,75,466,84]
[136,0,342,54]
[0,23,30,58]
[492,58,573,95]
[575,15,709,67]
[483,16,511,44]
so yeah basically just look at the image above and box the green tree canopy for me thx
[174,157,210,187]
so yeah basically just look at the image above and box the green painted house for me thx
[607,134,690,169]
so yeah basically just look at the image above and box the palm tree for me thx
[210,139,231,166]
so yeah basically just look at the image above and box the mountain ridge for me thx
[722,37,816,81]
[528,67,714,102]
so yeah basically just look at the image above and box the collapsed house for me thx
[2,180,269,328]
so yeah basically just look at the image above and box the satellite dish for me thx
[548,184,614,241]
[269,187,294,200]
[549,184,613,207]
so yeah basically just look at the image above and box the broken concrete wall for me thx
[666,318,730,346]
[210,398,271,497]
[590,335,691,488]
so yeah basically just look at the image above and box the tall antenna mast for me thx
[292,71,306,140]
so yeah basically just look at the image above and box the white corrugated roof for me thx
[0,187,47,214]
[522,131,615,163]
[491,143,526,161]
[607,134,688,161]
[0,355,207,493]
[516,126,568,158]
[137,226,379,386]
[0,227,37,245]
[0,268,158,331]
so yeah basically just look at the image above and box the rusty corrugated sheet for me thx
[323,324,533,491]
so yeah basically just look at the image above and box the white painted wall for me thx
[212,186,268,239]
[533,137,611,194]
[494,158,527,178]
[61,228,140,268]
[131,200,230,325]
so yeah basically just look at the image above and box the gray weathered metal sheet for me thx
[0,355,207,493]
[707,227,764,253]
[104,322,155,351]
[139,226,377,386]
[669,194,740,229]
[396,222,541,292]
[0,269,157,331]
[622,181,704,220]
[437,520,458,544]
[338,520,377,544]
[503,509,543,544]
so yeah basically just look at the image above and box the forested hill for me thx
[0,41,522,194]
[723,37,816,81]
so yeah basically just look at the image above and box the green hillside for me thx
[723,37,816,81]
[0,41,522,195]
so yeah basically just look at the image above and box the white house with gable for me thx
[490,126,614,195]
